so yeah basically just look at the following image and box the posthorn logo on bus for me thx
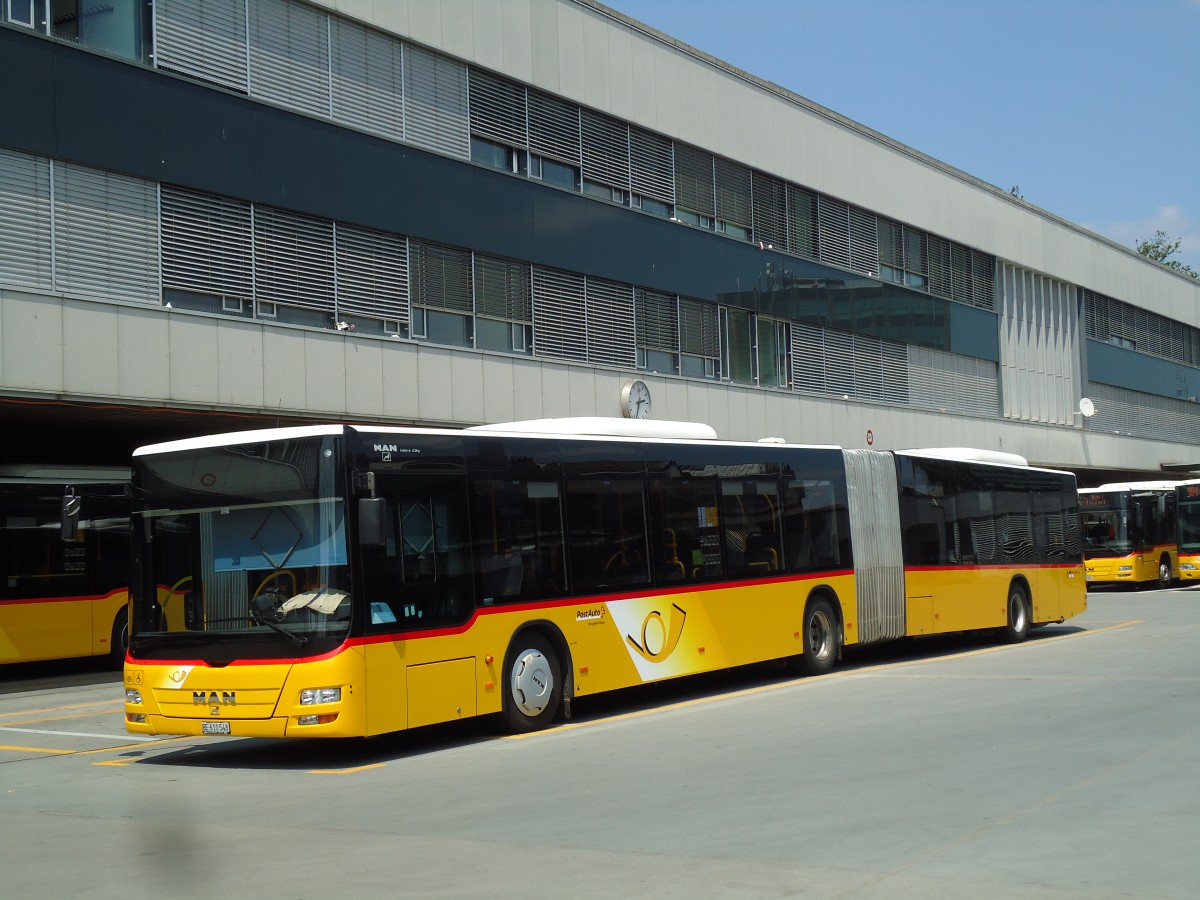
[626,603,687,663]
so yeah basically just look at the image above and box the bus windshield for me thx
[1080,493,1130,557]
[131,434,350,658]
[1179,497,1200,553]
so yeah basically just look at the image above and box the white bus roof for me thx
[468,417,719,441]
[133,424,347,457]
[900,447,1029,468]
[1086,481,1180,492]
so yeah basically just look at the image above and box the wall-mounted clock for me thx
[621,379,651,419]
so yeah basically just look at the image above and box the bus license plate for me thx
[202,721,231,735]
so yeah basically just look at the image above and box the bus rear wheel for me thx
[798,597,839,676]
[500,633,562,733]
[1003,584,1030,644]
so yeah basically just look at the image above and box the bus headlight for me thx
[1182,563,1196,571]
[300,687,341,706]
[126,689,143,704]
[1118,566,1133,572]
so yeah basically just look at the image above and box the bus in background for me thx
[1175,480,1200,582]
[1,466,130,667]
[1080,482,1178,589]
[123,420,1085,739]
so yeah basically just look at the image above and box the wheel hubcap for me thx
[808,610,833,661]
[1010,593,1026,631]
[511,649,553,717]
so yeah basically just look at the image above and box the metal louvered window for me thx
[927,234,953,298]
[403,44,470,159]
[331,17,404,141]
[533,267,586,361]
[1086,382,1200,444]
[629,127,673,206]
[469,69,528,149]
[335,224,408,324]
[528,89,580,165]
[679,297,720,361]
[161,185,252,301]
[971,249,995,309]
[878,218,903,270]
[848,205,878,276]
[53,162,159,304]
[474,254,532,323]
[253,205,335,313]
[249,0,330,118]
[674,143,715,217]
[751,171,787,250]
[714,157,751,232]
[788,185,818,258]
[581,110,631,195]
[584,277,636,368]
[0,148,53,290]
[816,195,851,270]
[635,289,678,374]
[154,0,249,92]
[636,289,678,352]
[1084,289,1200,365]
[410,240,472,313]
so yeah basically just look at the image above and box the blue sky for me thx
[605,0,1200,272]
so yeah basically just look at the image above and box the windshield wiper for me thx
[202,615,310,649]
[249,613,310,648]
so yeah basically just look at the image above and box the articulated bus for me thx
[1080,482,1178,589]
[1,466,131,667]
[1175,481,1200,582]
[123,420,1085,738]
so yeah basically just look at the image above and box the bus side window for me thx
[649,474,722,583]
[566,477,650,592]
[469,478,566,603]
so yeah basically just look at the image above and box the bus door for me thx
[357,472,475,731]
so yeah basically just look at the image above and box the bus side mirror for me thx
[358,497,387,547]
[61,487,82,541]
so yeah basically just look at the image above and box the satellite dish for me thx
[1079,397,1095,418]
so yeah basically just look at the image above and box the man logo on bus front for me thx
[625,603,687,663]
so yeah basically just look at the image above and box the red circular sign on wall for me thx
[866,429,874,446]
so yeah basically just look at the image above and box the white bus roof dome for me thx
[468,417,718,441]
[901,447,1030,468]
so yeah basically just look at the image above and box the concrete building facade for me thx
[2,0,1198,481]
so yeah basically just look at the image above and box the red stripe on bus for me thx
[1,587,127,606]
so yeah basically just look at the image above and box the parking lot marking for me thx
[0,743,75,755]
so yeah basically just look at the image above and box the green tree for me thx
[1136,230,1199,279]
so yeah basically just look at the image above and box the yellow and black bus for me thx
[1,465,130,667]
[123,419,1085,738]
[1080,481,1178,589]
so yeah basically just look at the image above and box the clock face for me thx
[623,380,651,419]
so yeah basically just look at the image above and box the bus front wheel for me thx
[798,597,839,676]
[1003,583,1031,644]
[1157,555,1172,590]
[500,632,562,733]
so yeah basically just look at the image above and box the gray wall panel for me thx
[1087,339,1200,401]
[54,44,163,180]
[160,79,259,200]
[0,28,55,157]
